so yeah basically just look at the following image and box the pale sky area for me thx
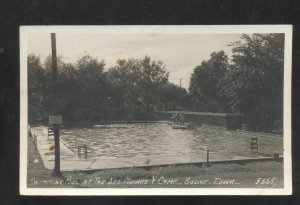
[27,33,240,89]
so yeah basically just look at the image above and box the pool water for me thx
[60,123,282,160]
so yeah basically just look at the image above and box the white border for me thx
[20,25,293,195]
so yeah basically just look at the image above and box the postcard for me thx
[20,25,292,195]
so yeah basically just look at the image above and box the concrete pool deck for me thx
[28,125,283,172]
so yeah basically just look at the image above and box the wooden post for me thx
[51,33,61,176]
[85,145,87,159]
[207,150,211,166]
[179,78,182,88]
[53,124,60,175]
[51,33,58,83]
[274,153,280,161]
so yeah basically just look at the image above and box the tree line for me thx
[28,54,189,123]
[28,33,284,133]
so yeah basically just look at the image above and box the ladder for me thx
[48,125,54,140]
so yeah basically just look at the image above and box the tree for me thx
[27,54,47,121]
[44,55,64,74]
[158,83,190,111]
[222,34,284,132]
[55,62,79,118]
[189,51,229,112]
[107,56,169,113]
[70,55,108,119]
[41,55,66,117]
[140,56,169,111]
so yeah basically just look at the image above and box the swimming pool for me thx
[60,122,283,160]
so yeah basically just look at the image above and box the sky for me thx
[27,33,240,89]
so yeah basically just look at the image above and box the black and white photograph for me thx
[19,25,292,195]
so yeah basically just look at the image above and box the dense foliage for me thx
[189,51,229,112]
[28,55,188,122]
[28,33,284,132]
[223,34,284,132]
[189,33,284,132]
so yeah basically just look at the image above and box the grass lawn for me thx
[27,135,283,188]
